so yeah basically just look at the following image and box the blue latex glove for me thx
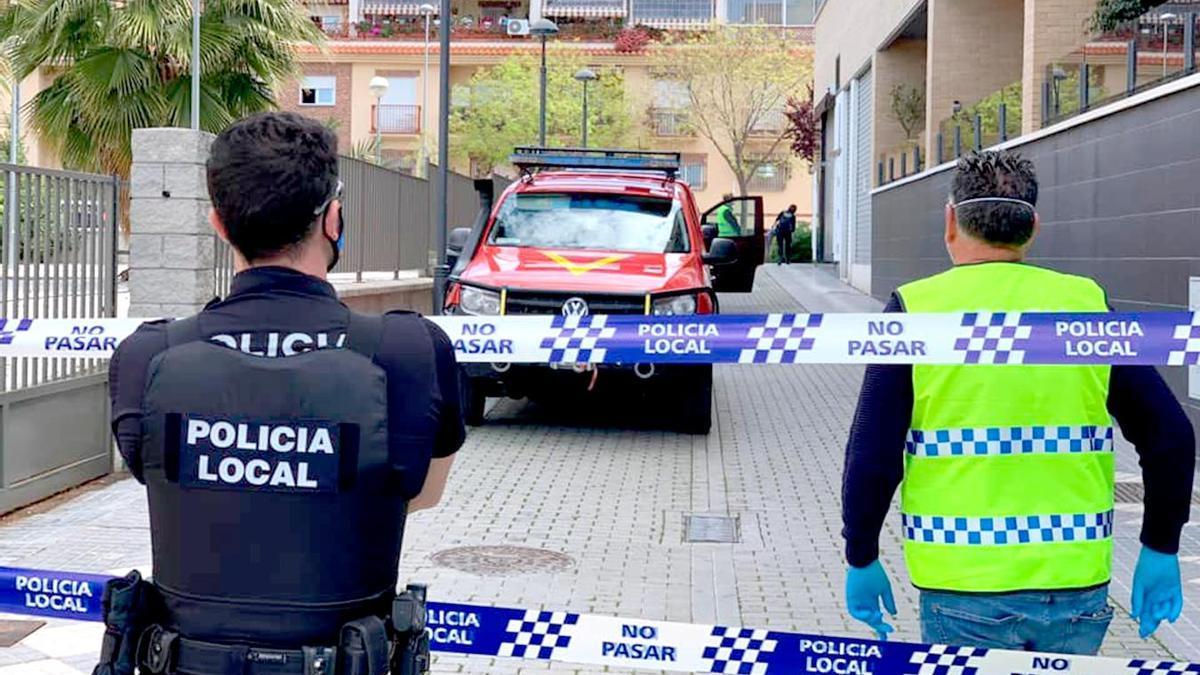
[846,560,897,640]
[1130,547,1183,639]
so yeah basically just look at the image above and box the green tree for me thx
[654,26,812,196]
[1091,0,1168,32]
[0,0,322,185]
[450,52,635,174]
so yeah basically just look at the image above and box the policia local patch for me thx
[174,416,347,493]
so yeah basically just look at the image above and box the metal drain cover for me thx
[431,545,574,576]
[0,619,44,647]
[1115,482,1144,504]
[1114,482,1200,506]
[685,514,740,543]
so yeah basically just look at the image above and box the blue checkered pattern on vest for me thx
[906,425,1114,457]
[902,511,1113,545]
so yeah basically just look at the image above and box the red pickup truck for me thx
[443,148,764,434]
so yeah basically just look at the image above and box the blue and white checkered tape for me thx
[906,425,1115,457]
[0,565,1193,674]
[5,311,1200,366]
[903,511,1114,545]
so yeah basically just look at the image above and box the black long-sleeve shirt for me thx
[842,293,1196,568]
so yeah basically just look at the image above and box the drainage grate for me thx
[684,514,740,543]
[1114,482,1200,506]
[430,545,574,576]
[0,619,44,648]
[1115,482,1144,504]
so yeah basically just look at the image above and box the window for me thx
[726,0,815,25]
[299,75,336,106]
[318,15,342,31]
[681,155,707,189]
[379,76,418,105]
[748,160,791,192]
[630,0,714,22]
[489,193,685,253]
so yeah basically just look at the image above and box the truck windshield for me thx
[488,193,687,253]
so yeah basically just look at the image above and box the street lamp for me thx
[369,76,389,164]
[530,18,559,146]
[420,3,436,175]
[191,0,200,130]
[573,68,597,148]
[1051,66,1067,116]
[1162,13,1178,78]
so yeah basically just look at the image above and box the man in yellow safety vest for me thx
[842,150,1195,654]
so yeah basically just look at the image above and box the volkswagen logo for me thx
[561,297,590,318]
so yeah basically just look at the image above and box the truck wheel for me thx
[465,383,488,427]
[675,366,713,435]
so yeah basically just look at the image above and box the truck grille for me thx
[504,290,646,316]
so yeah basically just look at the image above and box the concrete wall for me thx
[926,0,1024,152]
[813,0,924,95]
[872,76,1200,427]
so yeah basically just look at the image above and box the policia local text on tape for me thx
[843,151,1196,655]
[97,113,466,675]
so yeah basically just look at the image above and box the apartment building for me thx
[282,0,817,218]
[812,0,1200,292]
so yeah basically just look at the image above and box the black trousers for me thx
[777,234,792,263]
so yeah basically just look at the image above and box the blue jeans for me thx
[920,586,1114,655]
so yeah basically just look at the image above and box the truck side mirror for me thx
[701,224,717,248]
[703,238,738,266]
[447,227,471,260]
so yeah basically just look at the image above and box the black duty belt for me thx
[139,616,390,675]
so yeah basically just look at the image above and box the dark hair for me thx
[951,150,1038,247]
[206,112,339,262]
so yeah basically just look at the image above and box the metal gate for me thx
[849,67,874,293]
[0,164,119,513]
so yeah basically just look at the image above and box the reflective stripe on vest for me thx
[897,263,1114,593]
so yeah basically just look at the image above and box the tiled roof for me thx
[299,40,628,56]
[1083,41,1194,65]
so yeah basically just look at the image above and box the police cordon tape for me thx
[6,311,1200,365]
[0,566,1193,675]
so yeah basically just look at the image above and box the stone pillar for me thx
[128,128,218,318]
[1021,0,1096,134]
[926,0,1024,153]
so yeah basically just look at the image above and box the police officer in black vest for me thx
[100,112,464,675]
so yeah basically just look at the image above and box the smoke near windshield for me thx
[488,193,684,253]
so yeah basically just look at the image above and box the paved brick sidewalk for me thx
[0,264,1190,675]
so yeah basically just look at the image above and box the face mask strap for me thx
[952,197,1036,210]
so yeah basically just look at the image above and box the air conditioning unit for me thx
[507,18,530,36]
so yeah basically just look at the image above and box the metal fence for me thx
[214,157,503,288]
[0,164,119,392]
[0,164,118,513]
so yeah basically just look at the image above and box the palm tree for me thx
[0,0,323,183]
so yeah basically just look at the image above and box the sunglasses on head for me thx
[313,180,344,216]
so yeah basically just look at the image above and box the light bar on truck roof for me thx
[510,147,681,178]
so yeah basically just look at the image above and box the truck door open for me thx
[702,196,764,293]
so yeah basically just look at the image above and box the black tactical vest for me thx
[139,312,431,648]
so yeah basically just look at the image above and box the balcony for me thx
[371,104,422,134]
[650,108,692,136]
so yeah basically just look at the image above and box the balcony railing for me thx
[750,109,788,135]
[650,108,692,136]
[371,104,422,134]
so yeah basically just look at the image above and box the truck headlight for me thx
[460,286,501,315]
[653,295,697,316]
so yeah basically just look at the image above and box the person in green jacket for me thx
[843,150,1194,654]
[715,194,741,237]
